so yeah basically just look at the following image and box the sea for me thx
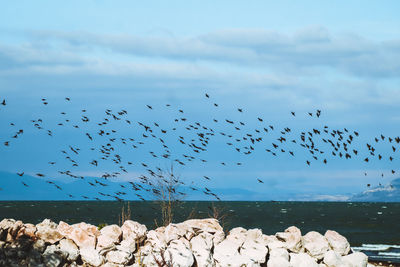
[0,201,399,264]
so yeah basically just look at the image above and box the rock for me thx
[36,219,64,244]
[323,250,349,267]
[240,239,268,264]
[58,221,99,249]
[164,238,194,267]
[0,219,16,241]
[27,249,43,266]
[58,238,79,261]
[190,232,215,267]
[303,231,330,260]
[116,239,136,254]
[137,242,165,266]
[264,235,287,249]
[267,256,291,267]
[80,247,104,267]
[16,223,37,240]
[342,252,368,267]
[97,225,122,249]
[33,239,47,253]
[8,220,24,241]
[246,228,263,241]
[276,226,303,253]
[106,249,133,265]
[101,263,124,267]
[226,227,248,246]
[325,230,351,256]
[182,218,225,245]
[164,223,188,244]
[121,220,147,243]
[290,252,319,267]
[214,238,243,266]
[0,218,16,230]
[43,245,65,267]
[145,229,167,249]
[269,247,290,261]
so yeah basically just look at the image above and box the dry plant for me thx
[151,164,185,226]
[208,202,230,233]
[118,201,131,226]
[186,205,199,220]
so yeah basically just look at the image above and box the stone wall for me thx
[0,218,370,267]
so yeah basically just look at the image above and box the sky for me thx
[0,1,400,201]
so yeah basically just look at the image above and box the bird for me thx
[1,99,5,106]
[257,178,264,183]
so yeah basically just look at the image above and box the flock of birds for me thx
[0,94,399,201]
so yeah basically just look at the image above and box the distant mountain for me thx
[350,178,400,202]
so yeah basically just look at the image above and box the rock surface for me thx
[325,230,351,256]
[0,218,369,267]
[36,219,64,244]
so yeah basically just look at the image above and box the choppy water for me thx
[1,201,399,263]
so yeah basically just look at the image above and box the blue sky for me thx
[0,1,399,201]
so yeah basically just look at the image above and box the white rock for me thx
[269,247,290,261]
[100,263,124,267]
[106,249,133,265]
[145,229,167,249]
[190,232,215,267]
[182,218,225,245]
[324,250,354,267]
[164,238,194,267]
[342,252,368,267]
[214,239,242,266]
[0,218,15,231]
[240,239,268,264]
[36,219,64,244]
[264,235,287,250]
[325,230,351,256]
[290,252,319,267]
[267,256,291,267]
[97,225,122,249]
[57,221,99,250]
[121,220,147,243]
[80,247,104,267]
[137,242,165,266]
[164,223,188,244]
[276,226,303,253]
[246,228,263,241]
[58,238,79,261]
[116,239,136,254]
[303,231,330,260]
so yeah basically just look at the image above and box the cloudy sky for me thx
[0,1,399,201]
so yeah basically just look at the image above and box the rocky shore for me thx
[0,217,384,267]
